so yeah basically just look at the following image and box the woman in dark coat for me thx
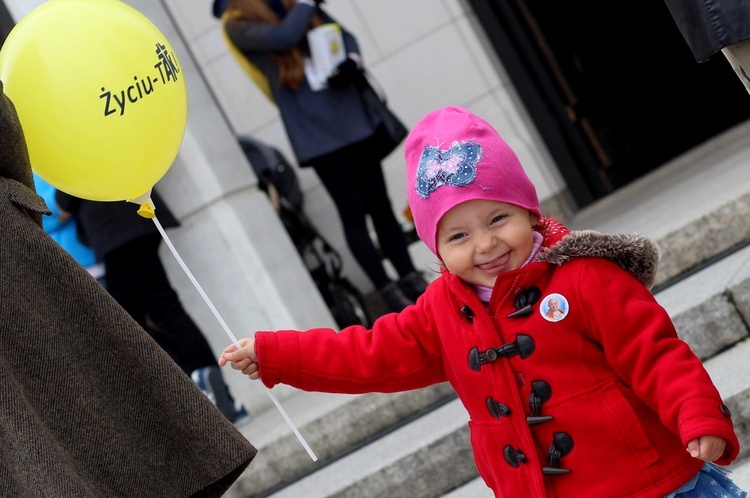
[0,80,256,496]
[215,0,429,313]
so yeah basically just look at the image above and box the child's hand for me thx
[219,338,260,380]
[686,436,726,462]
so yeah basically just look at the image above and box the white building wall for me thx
[3,0,565,412]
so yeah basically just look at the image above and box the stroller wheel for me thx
[326,278,372,329]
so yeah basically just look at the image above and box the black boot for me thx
[379,281,414,312]
[398,271,429,301]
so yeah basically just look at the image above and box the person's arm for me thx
[222,305,447,394]
[580,258,739,464]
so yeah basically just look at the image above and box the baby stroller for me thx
[237,135,372,329]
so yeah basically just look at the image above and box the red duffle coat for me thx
[255,221,739,497]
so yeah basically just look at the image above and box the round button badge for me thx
[540,293,569,322]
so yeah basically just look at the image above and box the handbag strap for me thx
[362,69,388,105]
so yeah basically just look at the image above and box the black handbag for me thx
[358,70,408,159]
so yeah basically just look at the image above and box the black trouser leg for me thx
[103,233,218,374]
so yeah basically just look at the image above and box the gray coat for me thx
[663,0,750,62]
[224,3,383,165]
[0,177,256,497]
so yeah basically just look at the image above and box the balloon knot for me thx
[137,202,156,218]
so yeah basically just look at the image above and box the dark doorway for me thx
[468,0,750,207]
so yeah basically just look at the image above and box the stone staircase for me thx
[225,121,750,498]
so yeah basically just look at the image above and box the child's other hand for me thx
[219,338,260,380]
[686,436,726,462]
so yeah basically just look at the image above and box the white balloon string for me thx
[151,216,240,346]
[152,216,318,461]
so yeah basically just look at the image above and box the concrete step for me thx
[728,457,750,491]
[656,245,750,362]
[263,399,475,498]
[441,477,492,498]
[705,339,750,461]
[226,383,455,498]
[567,120,750,290]
[573,186,750,293]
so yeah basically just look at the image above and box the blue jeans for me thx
[664,462,747,497]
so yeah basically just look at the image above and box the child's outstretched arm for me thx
[219,338,259,380]
[687,435,727,462]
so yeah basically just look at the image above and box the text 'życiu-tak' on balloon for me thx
[99,42,181,117]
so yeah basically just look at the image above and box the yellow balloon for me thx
[0,0,187,201]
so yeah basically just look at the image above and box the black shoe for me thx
[398,271,429,301]
[379,282,414,312]
[191,366,249,425]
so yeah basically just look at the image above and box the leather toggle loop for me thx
[503,445,527,468]
[468,334,535,371]
[507,286,541,318]
[528,380,554,425]
[543,432,573,476]
[486,397,511,419]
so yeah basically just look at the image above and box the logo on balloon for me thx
[100,42,181,117]
[0,0,188,203]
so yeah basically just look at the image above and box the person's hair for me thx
[225,0,322,89]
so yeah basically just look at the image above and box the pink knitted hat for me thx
[405,106,541,256]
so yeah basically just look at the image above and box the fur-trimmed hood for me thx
[537,229,661,290]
